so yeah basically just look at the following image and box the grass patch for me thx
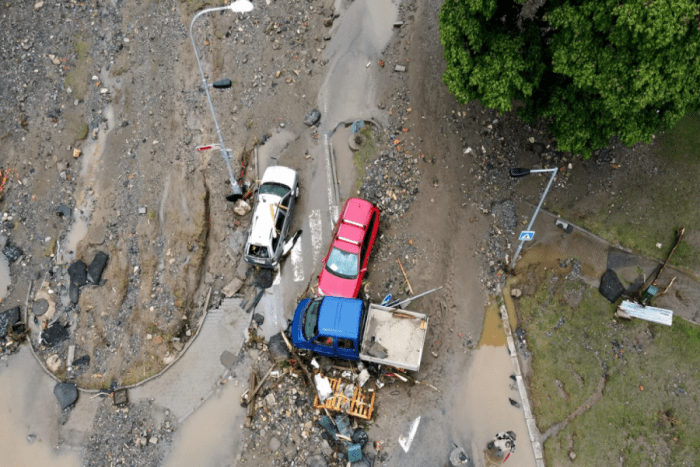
[658,112,700,162]
[65,33,91,101]
[517,266,700,465]
[353,126,377,190]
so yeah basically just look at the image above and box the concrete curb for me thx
[498,287,546,467]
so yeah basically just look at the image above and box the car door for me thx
[312,334,335,357]
[359,211,378,276]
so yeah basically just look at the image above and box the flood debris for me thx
[112,388,128,407]
[0,306,20,338]
[41,321,69,347]
[616,300,673,326]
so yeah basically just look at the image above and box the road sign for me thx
[196,143,221,151]
[519,231,535,241]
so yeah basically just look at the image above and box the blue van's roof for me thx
[317,296,363,340]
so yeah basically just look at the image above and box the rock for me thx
[323,17,333,27]
[3,243,23,262]
[72,148,81,158]
[55,206,72,218]
[303,109,321,127]
[394,65,406,72]
[220,350,236,370]
[320,439,333,456]
[171,339,184,352]
[41,321,69,347]
[69,282,80,304]
[599,269,625,303]
[87,251,108,284]
[68,260,88,287]
[510,288,522,298]
[306,455,327,467]
[53,382,77,409]
[569,451,577,461]
[269,436,281,452]
[149,436,158,445]
[34,1,44,11]
[27,434,36,444]
[252,313,264,326]
[222,278,244,297]
[233,200,251,216]
[0,306,20,338]
[72,355,90,367]
[264,393,276,407]
[46,354,62,372]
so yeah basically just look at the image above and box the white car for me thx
[244,165,300,268]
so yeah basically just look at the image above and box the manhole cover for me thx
[33,298,49,316]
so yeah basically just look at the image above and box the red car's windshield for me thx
[325,247,359,279]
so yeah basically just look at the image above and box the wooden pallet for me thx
[313,377,376,420]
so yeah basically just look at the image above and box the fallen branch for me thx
[397,258,413,295]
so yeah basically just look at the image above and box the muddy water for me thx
[0,253,9,300]
[457,345,537,467]
[161,378,247,467]
[318,0,397,126]
[479,299,507,347]
[0,348,82,467]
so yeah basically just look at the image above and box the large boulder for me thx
[54,382,78,409]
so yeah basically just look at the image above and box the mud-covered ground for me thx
[2,0,698,466]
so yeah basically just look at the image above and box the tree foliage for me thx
[439,0,700,156]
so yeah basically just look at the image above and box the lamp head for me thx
[229,0,254,13]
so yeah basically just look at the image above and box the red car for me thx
[317,198,380,298]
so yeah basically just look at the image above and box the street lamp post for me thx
[509,167,558,270]
[189,1,254,202]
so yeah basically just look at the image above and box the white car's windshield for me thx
[259,182,290,198]
[326,247,358,279]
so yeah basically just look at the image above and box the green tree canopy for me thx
[439,0,700,156]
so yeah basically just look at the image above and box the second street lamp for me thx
[189,0,254,202]
[509,167,558,270]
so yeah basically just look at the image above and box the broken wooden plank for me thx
[618,300,673,326]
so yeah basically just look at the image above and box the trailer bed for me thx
[359,304,429,371]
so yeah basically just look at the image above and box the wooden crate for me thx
[313,377,376,420]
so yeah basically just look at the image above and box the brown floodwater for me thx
[0,348,82,467]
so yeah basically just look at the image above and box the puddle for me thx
[256,129,297,177]
[478,298,507,347]
[0,253,9,299]
[0,348,82,467]
[457,346,537,467]
[318,0,398,126]
[330,123,362,200]
[57,69,118,265]
[161,376,247,467]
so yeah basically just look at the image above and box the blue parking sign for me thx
[519,231,535,241]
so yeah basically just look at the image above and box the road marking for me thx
[310,209,323,264]
[324,133,335,207]
[291,238,304,283]
[398,416,421,453]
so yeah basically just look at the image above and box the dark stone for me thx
[252,313,264,326]
[87,251,108,284]
[68,260,88,287]
[303,109,321,127]
[268,332,290,362]
[0,306,21,337]
[72,355,90,367]
[55,206,72,218]
[69,282,80,304]
[32,299,49,316]
[41,321,69,347]
[2,243,23,262]
[54,382,78,409]
[599,269,625,303]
